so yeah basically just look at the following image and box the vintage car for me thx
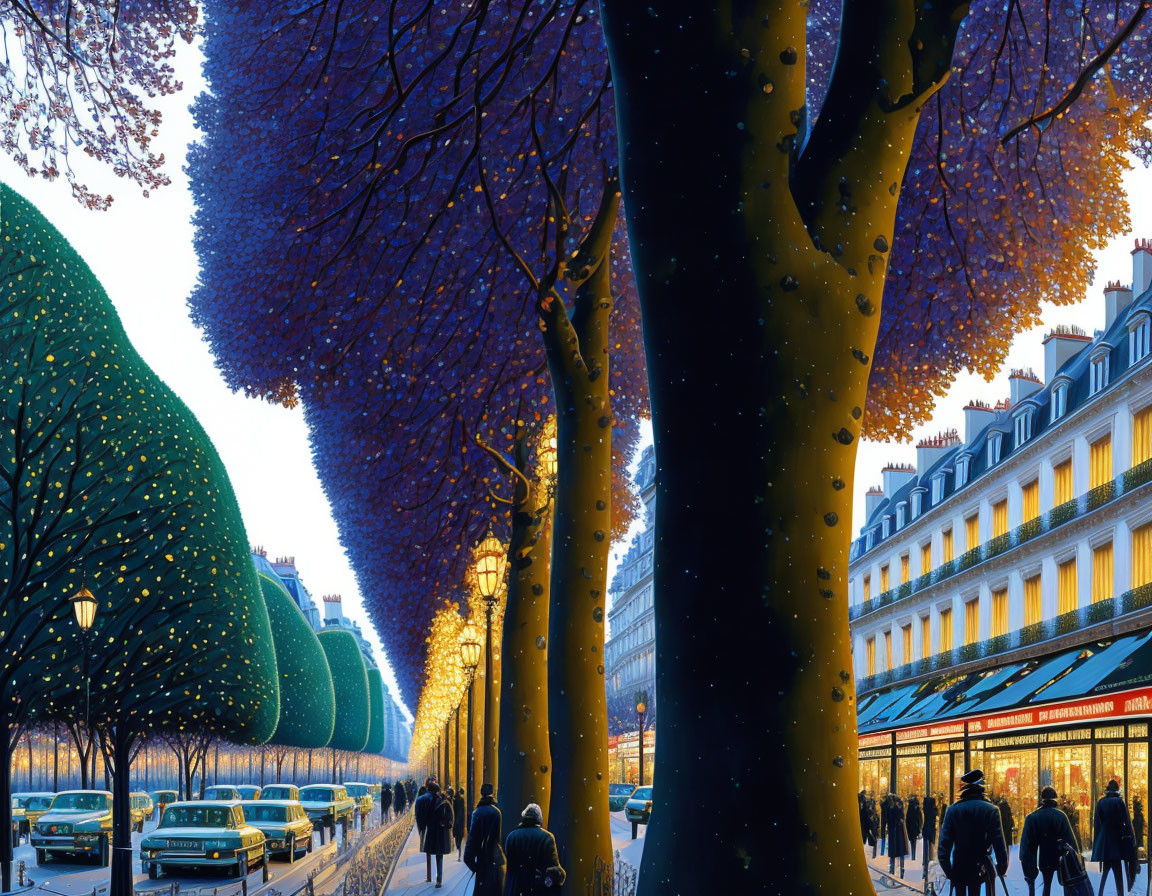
[140,801,267,879]
[608,783,636,812]
[30,790,113,866]
[623,786,653,825]
[130,792,155,831]
[236,785,261,800]
[239,801,313,862]
[204,785,242,801]
[297,785,356,831]
[150,790,178,820]
[13,792,55,834]
[258,785,299,801]
[343,783,374,817]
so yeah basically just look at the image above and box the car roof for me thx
[240,799,298,806]
[13,792,56,798]
[55,790,112,797]
[167,800,242,807]
[343,782,370,787]
[130,791,151,797]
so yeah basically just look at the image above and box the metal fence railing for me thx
[586,851,640,896]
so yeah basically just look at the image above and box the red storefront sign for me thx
[894,721,966,743]
[858,733,892,748]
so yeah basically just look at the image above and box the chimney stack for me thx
[916,429,961,472]
[881,463,917,500]
[1009,368,1043,405]
[865,486,885,521]
[1043,324,1092,382]
[323,593,343,623]
[963,400,998,443]
[1135,239,1152,296]
[1104,281,1134,329]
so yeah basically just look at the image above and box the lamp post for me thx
[472,529,508,792]
[636,693,648,788]
[460,625,481,815]
[70,587,98,743]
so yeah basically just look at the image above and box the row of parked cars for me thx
[607,784,654,825]
[13,781,379,880]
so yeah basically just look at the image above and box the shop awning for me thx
[1038,633,1150,702]
[949,650,1085,715]
[1092,630,1152,694]
[946,663,1029,716]
[857,683,919,728]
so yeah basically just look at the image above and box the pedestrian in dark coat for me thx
[859,790,870,845]
[1092,780,1138,896]
[996,795,1015,846]
[1019,786,1078,896]
[1133,796,1145,853]
[906,795,923,861]
[415,780,452,887]
[887,795,909,877]
[504,803,565,896]
[380,782,393,823]
[922,794,939,861]
[452,788,467,860]
[880,793,891,855]
[464,783,506,896]
[937,770,1009,896]
[868,797,880,857]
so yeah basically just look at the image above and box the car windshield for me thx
[300,788,334,801]
[631,788,652,800]
[609,785,633,796]
[243,805,287,823]
[27,797,53,810]
[161,806,233,828]
[52,794,107,811]
[262,788,290,799]
[206,788,236,799]
[346,785,369,796]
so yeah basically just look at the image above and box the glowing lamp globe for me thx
[537,416,558,480]
[460,625,482,673]
[472,530,507,601]
[70,587,98,632]
[636,700,646,716]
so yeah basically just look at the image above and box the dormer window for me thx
[911,490,923,519]
[881,516,891,539]
[1014,409,1033,448]
[865,530,875,551]
[896,502,907,529]
[931,474,945,504]
[1130,314,1151,365]
[1051,381,1069,423]
[1090,349,1110,395]
[986,432,1003,467]
[955,456,970,488]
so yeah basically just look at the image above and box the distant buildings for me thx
[605,445,656,784]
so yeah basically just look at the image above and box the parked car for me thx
[624,786,653,825]
[608,783,636,812]
[259,785,299,801]
[130,793,154,832]
[239,801,313,863]
[297,785,356,831]
[236,785,261,800]
[11,798,26,842]
[204,785,242,801]
[343,783,374,817]
[30,790,114,866]
[150,790,178,820]
[140,801,266,880]
[13,792,55,834]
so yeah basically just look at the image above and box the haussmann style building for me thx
[849,240,1152,848]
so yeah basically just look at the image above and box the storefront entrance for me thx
[859,756,890,798]
[987,749,1038,845]
[897,755,926,798]
[1041,744,1092,849]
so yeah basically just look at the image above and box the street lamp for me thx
[460,624,481,814]
[635,692,648,788]
[70,587,98,729]
[473,529,507,793]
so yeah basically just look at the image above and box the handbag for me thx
[1055,840,1093,896]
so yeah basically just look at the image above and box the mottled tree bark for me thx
[599,0,968,892]
[497,434,555,824]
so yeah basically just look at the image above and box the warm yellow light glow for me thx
[537,415,558,480]
[472,529,507,600]
[70,587,97,632]
[460,623,481,672]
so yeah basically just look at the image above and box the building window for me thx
[911,490,922,519]
[865,530,875,551]
[896,503,906,529]
[1090,351,1110,395]
[964,597,980,645]
[884,630,893,670]
[1014,410,1033,448]
[900,554,910,585]
[863,575,871,601]
[1022,479,1039,523]
[1130,315,1151,364]
[1092,541,1114,603]
[992,499,1008,538]
[955,455,970,487]
[1053,458,1074,506]
[1058,558,1078,615]
[1134,523,1152,589]
[866,637,876,676]
[991,587,1009,637]
[1051,382,1069,423]
[920,616,931,659]
[942,529,954,563]
[921,542,933,577]
[880,565,890,593]
[1134,406,1152,468]
[1024,574,1042,625]
[882,517,891,538]
[931,474,945,504]
[939,608,953,653]
[965,514,980,551]
[901,624,912,663]
[1090,434,1113,489]
[987,432,1003,467]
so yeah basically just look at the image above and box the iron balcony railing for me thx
[849,458,1152,623]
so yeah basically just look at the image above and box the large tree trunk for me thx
[498,438,554,824]
[543,185,619,891]
[0,731,14,892]
[109,726,135,896]
[599,1,967,891]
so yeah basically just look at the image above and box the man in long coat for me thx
[1093,779,1138,896]
[905,795,924,862]
[887,795,910,878]
[1019,786,1078,896]
[922,793,940,862]
[380,781,393,823]
[393,780,407,816]
[464,783,506,895]
[937,769,1009,896]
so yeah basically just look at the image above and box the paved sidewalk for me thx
[385,827,473,896]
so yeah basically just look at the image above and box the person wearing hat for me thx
[1092,779,1138,895]
[937,769,1009,895]
[1019,786,1079,896]
[504,803,565,896]
[464,783,506,895]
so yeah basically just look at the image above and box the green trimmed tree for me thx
[260,575,336,779]
[317,629,369,777]
[0,182,281,895]
[365,666,386,756]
